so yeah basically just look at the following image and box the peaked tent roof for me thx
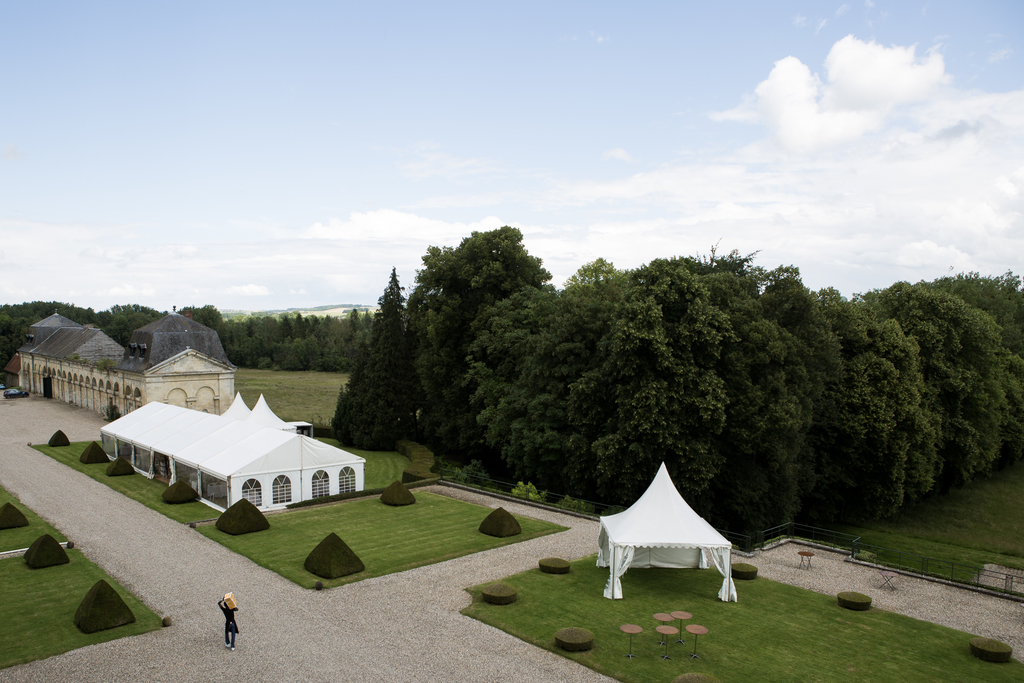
[601,462,730,549]
[248,395,294,431]
[221,393,252,421]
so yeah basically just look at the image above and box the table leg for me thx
[675,619,685,644]
[690,633,700,660]
[625,633,635,659]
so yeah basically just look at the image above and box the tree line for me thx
[334,226,1024,532]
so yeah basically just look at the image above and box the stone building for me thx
[15,310,235,417]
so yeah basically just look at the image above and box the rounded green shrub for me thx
[106,457,136,477]
[162,480,199,504]
[74,579,136,633]
[24,534,69,569]
[303,532,364,579]
[538,557,570,574]
[215,499,270,536]
[48,430,70,447]
[380,480,416,506]
[481,583,518,605]
[79,441,109,464]
[732,563,758,580]
[969,637,1013,663]
[837,591,872,611]
[554,627,594,652]
[0,502,30,530]
[673,674,722,683]
[162,616,172,627]
[479,507,521,538]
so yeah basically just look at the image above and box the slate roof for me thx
[115,313,234,373]
[4,354,20,374]
[18,314,124,363]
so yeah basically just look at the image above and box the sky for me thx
[1,1,1022,311]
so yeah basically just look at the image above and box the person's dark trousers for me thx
[225,622,236,648]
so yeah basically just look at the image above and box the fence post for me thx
[851,539,859,558]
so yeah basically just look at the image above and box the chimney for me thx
[182,310,194,320]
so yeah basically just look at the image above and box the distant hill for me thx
[221,305,377,320]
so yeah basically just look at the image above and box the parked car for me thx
[3,389,28,398]
[0,384,5,390]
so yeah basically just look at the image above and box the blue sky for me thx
[2,1,1021,310]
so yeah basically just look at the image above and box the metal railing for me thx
[851,541,1022,596]
[439,468,621,516]
[756,522,861,553]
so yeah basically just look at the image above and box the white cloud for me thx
[792,14,807,27]
[836,4,850,17]
[989,48,1012,63]
[3,144,24,160]
[397,141,496,180]
[590,31,607,44]
[816,19,828,34]
[105,284,157,298]
[227,284,271,296]
[894,240,974,270]
[602,148,635,162]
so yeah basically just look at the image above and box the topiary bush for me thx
[162,616,172,627]
[79,441,109,464]
[554,627,594,652]
[216,499,270,535]
[732,563,758,580]
[481,583,518,605]
[673,674,722,683]
[304,532,364,579]
[162,480,200,504]
[380,480,416,506]
[24,534,69,569]
[74,579,136,633]
[539,557,570,574]
[969,637,1013,663]
[106,457,136,477]
[837,591,872,611]
[0,502,30,530]
[48,430,70,447]
[479,507,521,538]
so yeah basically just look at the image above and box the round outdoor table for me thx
[656,625,679,661]
[670,610,692,644]
[620,624,642,659]
[798,550,815,569]
[654,613,674,645]
[686,624,709,660]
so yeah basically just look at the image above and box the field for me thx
[233,368,348,424]
[464,558,1024,683]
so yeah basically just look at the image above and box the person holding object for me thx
[218,593,240,651]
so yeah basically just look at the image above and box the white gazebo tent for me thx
[597,462,737,602]
[220,392,252,421]
[247,394,296,432]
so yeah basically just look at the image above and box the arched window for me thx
[242,479,262,507]
[339,466,356,493]
[272,475,292,505]
[312,470,330,498]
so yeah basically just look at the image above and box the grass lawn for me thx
[316,439,410,489]
[464,557,1023,683]
[234,368,348,424]
[0,486,66,553]
[197,492,567,589]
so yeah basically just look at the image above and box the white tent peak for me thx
[248,394,294,431]
[221,393,251,421]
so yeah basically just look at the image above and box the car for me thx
[0,384,5,390]
[3,389,28,398]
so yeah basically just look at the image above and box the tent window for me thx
[242,479,262,507]
[273,475,292,505]
[339,466,356,493]
[312,470,329,498]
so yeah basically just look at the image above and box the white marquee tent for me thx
[597,462,737,602]
[100,402,364,512]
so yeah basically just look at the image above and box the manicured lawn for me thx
[316,439,410,489]
[464,558,1023,683]
[234,368,348,424]
[197,492,567,589]
[0,486,66,553]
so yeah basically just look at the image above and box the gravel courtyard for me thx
[1,397,1020,681]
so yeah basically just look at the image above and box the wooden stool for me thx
[686,624,708,660]
[656,625,678,660]
[670,610,691,644]
[620,624,642,659]
[653,613,674,645]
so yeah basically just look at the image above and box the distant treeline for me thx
[333,226,1024,532]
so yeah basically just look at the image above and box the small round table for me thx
[620,624,642,659]
[653,613,674,646]
[798,550,815,569]
[670,610,692,644]
[686,624,708,660]
[656,625,678,660]
[879,570,898,591]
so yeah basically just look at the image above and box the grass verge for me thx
[463,557,1023,683]
[198,492,566,589]
[0,486,66,553]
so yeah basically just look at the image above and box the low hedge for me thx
[482,583,518,605]
[732,563,758,580]
[969,637,1013,663]
[396,440,437,483]
[538,557,570,574]
[286,479,437,509]
[555,627,594,652]
[837,591,872,611]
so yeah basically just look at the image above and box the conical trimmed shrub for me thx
[74,580,136,633]
[0,502,29,530]
[48,430,71,447]
[304,532,364,579]
[216,498,270,535]
[106,457,136,477]
[162,480,199,504]
[380,480,416,506]
[24,533,69,569]
[479,507,521,538]
[79,441,109,464]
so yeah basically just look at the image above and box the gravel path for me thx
[2,397,1022,680]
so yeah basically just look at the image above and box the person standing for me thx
[218,595,240,651]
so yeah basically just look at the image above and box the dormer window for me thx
[26,334,34,342]
[129,343,138,356]
[139,343,147,354]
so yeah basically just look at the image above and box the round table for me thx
[685,624,709,660]
[879,570,898,591]
[798,550,815,569]
[619,624,642,659]
[655,625,679,660]
[653,613,674,645]
[670,610,691,644]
